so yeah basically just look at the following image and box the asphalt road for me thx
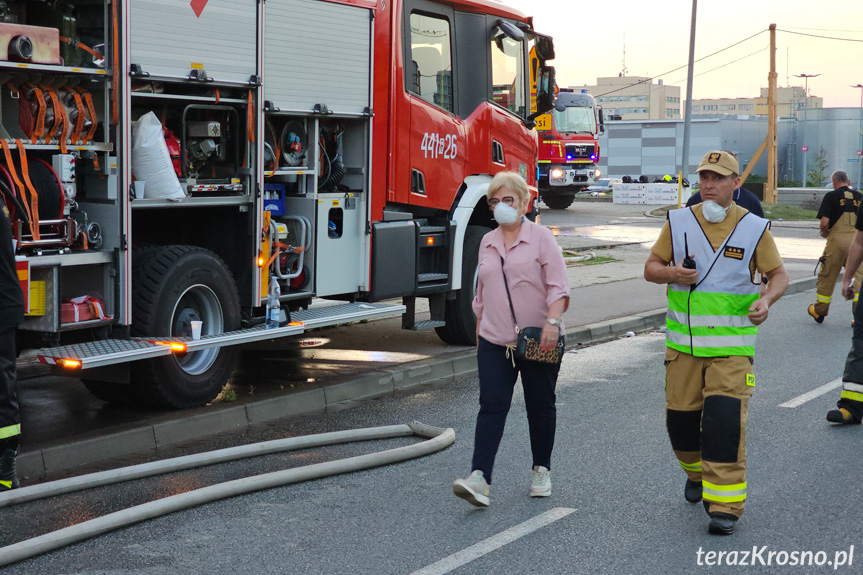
[3,286,861,574]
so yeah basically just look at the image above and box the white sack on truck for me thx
[131,112,185,201]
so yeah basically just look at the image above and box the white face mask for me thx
[702,200,729,223]
[494,202,520,226]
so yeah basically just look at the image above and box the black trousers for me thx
[839,301,863,421]
[0,327,19,439]
[471,337,560,484]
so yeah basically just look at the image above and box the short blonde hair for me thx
[487,171,529,204]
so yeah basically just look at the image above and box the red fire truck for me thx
[536,90,604,210]
[2,0,555,408]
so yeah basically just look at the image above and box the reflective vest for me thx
[828,189,860,237]
[666,208,769,357]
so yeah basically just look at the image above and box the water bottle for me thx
[266,278,281,329]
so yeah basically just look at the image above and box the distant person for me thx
[0,202,23,491]
[808,170,863,324]
[644,150,788,535]
[686,151,764,217]
[825,184,863,425]
[452,171,570,507]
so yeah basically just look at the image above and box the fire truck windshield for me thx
[552,106,596,135]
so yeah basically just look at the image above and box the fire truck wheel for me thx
[542,194,574,210]
[81,380,135,405]
[435,225,487,345]
[130,245,241,409]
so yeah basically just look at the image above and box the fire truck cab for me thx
[536,90,604,210]
[3,0,555,409]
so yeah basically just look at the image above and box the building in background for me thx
[688,87,822,118]
[566,76,681,121]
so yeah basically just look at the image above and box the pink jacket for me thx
[472,220,571,346]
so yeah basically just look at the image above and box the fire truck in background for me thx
[2,0,555,409]
[535,89,604,210]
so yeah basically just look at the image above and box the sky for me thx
[504,0,863,108]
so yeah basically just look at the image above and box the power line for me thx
[592,29,767,98]
[781,26,863,34]
[777,28,863,43]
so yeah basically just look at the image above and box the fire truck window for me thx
[491,28,526,118]
[552,107,597,134]
[409,13,453,113]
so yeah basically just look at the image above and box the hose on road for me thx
[0,421,455,568]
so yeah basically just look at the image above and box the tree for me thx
[807,146,829,187]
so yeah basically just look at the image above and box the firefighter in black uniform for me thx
[0,202,23,491]
[808,171,863,323]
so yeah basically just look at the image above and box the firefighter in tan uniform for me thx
[645,151,789,535]
[808,171,863,323]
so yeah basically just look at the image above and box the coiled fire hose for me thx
[0,422,455,567]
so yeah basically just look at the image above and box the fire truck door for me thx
[405,6,464,204]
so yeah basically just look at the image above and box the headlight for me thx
[549,168,566,184]
[594,169,602,179]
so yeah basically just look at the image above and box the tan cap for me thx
[695,150,739,176]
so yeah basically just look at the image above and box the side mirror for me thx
[528,66,556,121]
[534,34,555,61]
[598,108,606,133]
[554,101,566,113]
[495,20,525,42]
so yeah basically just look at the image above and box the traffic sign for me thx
[802,146,809,152]
[848,158,859,163]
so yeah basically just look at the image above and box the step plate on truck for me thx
[37,302,405,371]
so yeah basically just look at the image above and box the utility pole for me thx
[767,24,778,203]
[680,0,697,181]
[853,84,863,190]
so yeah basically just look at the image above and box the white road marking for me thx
[407,507,575,575]
[779,378,842,408]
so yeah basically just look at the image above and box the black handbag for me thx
[500,257,565,364]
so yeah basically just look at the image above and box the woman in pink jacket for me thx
[453,171,571,507]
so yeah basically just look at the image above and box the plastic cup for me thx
[191,320,202,340]
[133,181,146,199]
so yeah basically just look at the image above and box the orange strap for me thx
[59,36,102,60]
[14,140,39,240]
[92,153,105,179]
[75,87,98,144]
[22,84,46,144]
[213,89,220,103]
[68,91,86,144]
[265,242,305,269]
[247,90,255,143]
[0,140,33,234]
[111,0,119,126]
[40,85,68,153]
[79,230,89,250]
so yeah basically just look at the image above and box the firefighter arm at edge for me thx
[748,265,789,325]
[842,231,863,300]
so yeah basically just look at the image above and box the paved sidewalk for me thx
[13,234,820,484]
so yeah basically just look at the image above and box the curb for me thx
[16,275,819,483]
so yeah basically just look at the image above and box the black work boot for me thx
[684,479,702,503]
[0,436,20,491]
[708,512,738,535]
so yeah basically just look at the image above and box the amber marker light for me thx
[153,341,188,353]
[426,236,435,246]
[288,321,304,326]
[62,359,82,369]
[257,254,265,267]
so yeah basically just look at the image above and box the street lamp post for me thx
[795,73,821,107]
[853,84,863,190]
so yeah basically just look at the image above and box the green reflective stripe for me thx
[855,294,860,303]
[666,340,693,355]
[0,424,20,439]
[702,480,746,502]
[840,389,863,403]
[667,309,754,329]
[0,480,11,489]
[691,345,755,357]
[678,460,702,472]
[666,317,690,336]
[668,290,758,315]
[817,293,832,303]
[668,329,756,352]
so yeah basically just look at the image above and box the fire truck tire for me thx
[80,380,135,405]
[542,194,574,210]
[435,225,487,346]
[130,246,241,409]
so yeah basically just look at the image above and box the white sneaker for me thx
[453,470,491,507]
[530,465,551,497]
